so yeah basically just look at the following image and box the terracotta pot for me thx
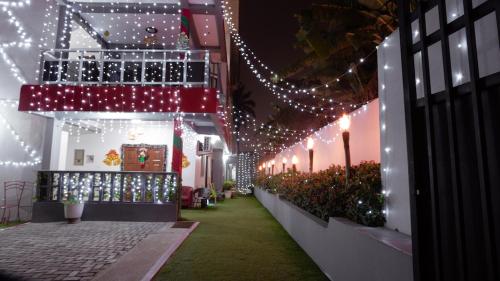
[224,190,232,199]
[64,203,84,224]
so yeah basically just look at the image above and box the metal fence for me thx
[40,49,211,87]
[36,171,178,204]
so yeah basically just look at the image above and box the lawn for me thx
[0,221,25,229]
[155,196,329,281]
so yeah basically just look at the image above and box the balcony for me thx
[39,49,219,88]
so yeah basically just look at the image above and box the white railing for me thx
[39,49,211,87]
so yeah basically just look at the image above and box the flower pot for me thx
[64,203,84,224]
[224,190,232,199]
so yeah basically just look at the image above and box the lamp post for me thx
[292,155,298,173]
[339,114,351,184]
[307,137,314,173]
[267,162,271,175]
[282,158,287,173]
[271,160,275,175]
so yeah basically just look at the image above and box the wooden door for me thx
[122,145,166,172]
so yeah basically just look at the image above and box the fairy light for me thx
[221,0,375,116]
[0,110,41,167]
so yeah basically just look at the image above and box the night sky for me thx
[238,0,320,122]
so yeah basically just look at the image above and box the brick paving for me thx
[0,222,166,281]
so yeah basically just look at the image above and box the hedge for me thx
[255,161,385,227]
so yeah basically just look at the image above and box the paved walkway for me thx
[0,221,166,281]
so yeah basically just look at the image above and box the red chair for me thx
[1,181,29,224]
[181,186,193,208]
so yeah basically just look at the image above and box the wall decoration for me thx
[86,155,95,164]
[127,127,144,141]
[138,147,149,169]
[74,149,85,166]
[103,149,121,166]
[182,154,190,168]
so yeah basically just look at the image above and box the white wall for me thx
[65,122,175,172]
[61,122,218,189]
[270,99,380,173]
[0,0,57,221]
[378,30,413,236]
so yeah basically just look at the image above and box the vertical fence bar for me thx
[463,1,495,279]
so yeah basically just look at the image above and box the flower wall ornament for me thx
[103,149,121,166]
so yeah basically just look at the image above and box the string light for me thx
[0,110,41,167]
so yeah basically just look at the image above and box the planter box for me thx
[254,188,413,281]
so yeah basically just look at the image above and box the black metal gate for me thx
[397,0,500,280]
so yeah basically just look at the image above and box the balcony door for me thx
[122,145,167,172]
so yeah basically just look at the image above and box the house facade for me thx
[4,0,238,222]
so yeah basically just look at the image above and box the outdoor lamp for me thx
[271,160,275,175]
[282,158,287,173]
[339,114,352,183]
[307,137,314,173]
[267,162,271,175]
[292,155,298,173]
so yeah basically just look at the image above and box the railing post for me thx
[162,51,167,85]
[141,174,146,203]
[120,52,125,84]
[183,51,188,86]
[141,52,146,85]
[98,51,104,84]
[204,51,210,87]
[57,172,63,202]
[39,50,45,83]
[57,52,63,83]
[78,51,83,84]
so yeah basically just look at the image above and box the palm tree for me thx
[279,0,398,105]
[231,83,256,153]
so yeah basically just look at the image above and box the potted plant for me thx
[223,180,235,199]
[63,193,84,224]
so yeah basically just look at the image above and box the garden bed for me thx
[256,161,385,227]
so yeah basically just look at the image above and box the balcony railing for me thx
[36,171,179,204]
[39,49,212,87]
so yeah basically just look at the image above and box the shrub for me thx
[255,161,385,227]
[223,180,236,191]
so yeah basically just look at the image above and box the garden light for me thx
[271,160,275,175]
[339,114,351,131]
[307,137,314,173]
[282,158,287,173]
[340,114,352,183]
[292,155,298,173]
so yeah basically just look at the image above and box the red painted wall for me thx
[18,85,218,114]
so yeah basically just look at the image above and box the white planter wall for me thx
[255,188,413,281]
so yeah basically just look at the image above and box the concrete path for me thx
[93,222,198,281]
[0,221,198,281]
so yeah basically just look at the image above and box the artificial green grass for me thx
[0,221,24,229]
[155,196,329,281]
